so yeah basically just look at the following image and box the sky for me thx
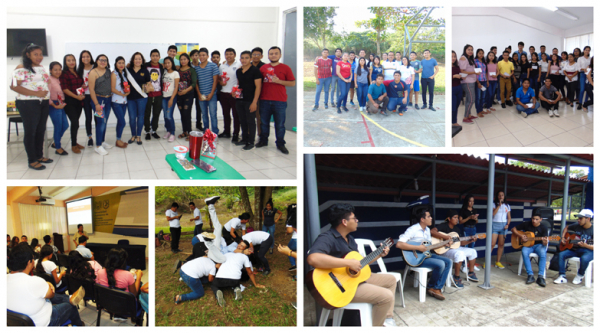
[332,6,446,34]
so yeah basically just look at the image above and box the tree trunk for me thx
[262,187,274,229]
[239,187,254,226]
[254,187,262,230]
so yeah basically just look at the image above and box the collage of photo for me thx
[3,3,595,329]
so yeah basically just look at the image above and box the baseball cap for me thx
[576,209,594,218]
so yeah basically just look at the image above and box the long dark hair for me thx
[22,44,44,74]
[104,248,128,288]
[373,56,381,67]
[486,51,497,65]
[265,198,274,211]
[35,245,54,274]
[573,48,582,59]
[356,57,368,76]
[69,251,96,280]
[531,53,539,63]
[30,238,39,249]
[178,53,191,68]
[401,56,410,69]
[452,51,459,67]
[114,56,128,90]
[128,52,146,70]
[92,54,110,70]
[77,50,94,78]
[550,54,560,67]
[62,54,76,73]
[461,194,475,212]
[493,190,506,206]
[49,61,61,74]
[462,44,475,66]
[163,56,176,72]
[475,48,485,62]
[520,54,529,66]
[10,236,19,248]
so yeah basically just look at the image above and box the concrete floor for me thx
[304,251,593,326]
[304,91,445,147]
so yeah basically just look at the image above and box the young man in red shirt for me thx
[313,48,332,111]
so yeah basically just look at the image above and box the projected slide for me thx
[66,198,93,234]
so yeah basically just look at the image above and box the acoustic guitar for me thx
[431,232,487,254]
[511,231,560,249]
[306,237,394,309]
[559,233,594,251]
[401,238,454,267]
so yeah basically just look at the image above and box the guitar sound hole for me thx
[348,269,358,276]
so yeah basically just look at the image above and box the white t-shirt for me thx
[83,69,91,95]
[162,70,180,98]
[224,218,246,232]
[577,56,591,72]
[195,234,205,243]
[7,273,52,327]
[180,257,216,279]
[219,61,241,93]
[40,260,62,287]
[242,231,270,245]
[563,63,581,82]
[166,209,180,228]
[492,203,511,222]
[399,223,431,243]
[193,208,202,225]
[382,61,396,80]
[215,252,252,280]
[399,65,415,84]
[286,224,297,239]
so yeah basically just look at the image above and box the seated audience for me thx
[69,250,101,279]
[96,248,143,296]
[554,209,594,285]
[36,245,66,288]
[75,236,93,259]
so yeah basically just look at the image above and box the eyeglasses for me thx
[98,59,107,63]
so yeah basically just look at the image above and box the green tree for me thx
[355,7,390,56]
[304,7,337,50]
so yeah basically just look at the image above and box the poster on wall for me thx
[187,43,199,54]
[175,43,187,61]
[92,192,122,233]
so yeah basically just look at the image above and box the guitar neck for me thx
[427,239,451,251]
[359,244,387,266]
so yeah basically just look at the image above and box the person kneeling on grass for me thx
[173,233,226,274]
[174,243,221,304]
[8,243,85,326]
[211,240,265,307]
[516,78,540,118]
[242,230,274,276]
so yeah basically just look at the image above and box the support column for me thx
[432,161,436,221]
[547,167,554,206]
[304,154,322,323]
[480,154,496,290]
[560,159,571,233]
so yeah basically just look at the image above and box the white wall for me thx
[565,23,594,38]
[7,7,282,129]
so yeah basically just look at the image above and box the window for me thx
[565,33,594,56]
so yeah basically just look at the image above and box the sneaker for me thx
[342,106,349,112]
[288,266,297,272]
[332,102,336,107]
[94,146,108,155]
[380,110,389,116]
[526,274,535,284]
[349,101,355,106]
[383,318,397,327]
[521,111,528,118]
[537,276,546,287]
[242,143,254,150]
[429,105,436,111]
[461,266,469,274]
[506,100,514,107]
[312,105,318,111]
[553,110,560,117]
[113,317,127,323]
[168,135,175,142]
[407,102,413,107]
[501,103,506,109]
[216,290,225,307]
[234,140,246,146]
[495,262,505,269]
[231,135,239,143]
[415,104,420,110]
[163,132,170,139]
[324,103,328,109]
[255,141,268,148]
[145,133,151,140]
[577,104,582,110]
[263,270,271,276]
[474,265,480,271]
[102,141,113,149]
[152,132,160,139]
[205,196,221,205]
[337,107,342,114]
[549,111,554,117]
[453,275,464,288]
[234,287,242,301]
[277,145,289,155]
[69,286,85,306]
[87,138,94,147]
[468,272,479,282]
[573,274,584,285]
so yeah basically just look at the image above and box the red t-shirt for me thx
[337,61,352,79]
[259,63,296,102]
[314,57,332,79]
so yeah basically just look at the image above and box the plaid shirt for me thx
[59,70,83,94]
[474,59,487,82]
[314,57,332,79]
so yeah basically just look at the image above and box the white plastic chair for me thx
[518,253,547,279]
[403,265,432,302]
[355,239,405,307]
[319,303,373,327]
[567,258,594,288]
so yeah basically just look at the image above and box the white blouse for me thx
[12,66,50,100]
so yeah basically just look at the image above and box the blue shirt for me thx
[371,66,383,81]
[328,55,342,76]
[76,245,92,259]
[387,80,408,98]
[350,61,357,80]
[516,87,535,104]
[410,60,422,80]
[368,83,386,99]
[193,62,219,95]
[421,58,438,78]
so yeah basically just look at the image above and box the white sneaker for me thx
[521,111,528,118]
[163,132,170,139]
[554,275,568,284]
[461,266,469,274]
[553,110,560,117]
[102,141,113,149]
[549,111,554,117]
[95,146,108,155]
[573,274,584,285]
[474,265,480,271]
[383,318,397,327]
[168,134,175,142]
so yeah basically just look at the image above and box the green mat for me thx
[165,154,245,180]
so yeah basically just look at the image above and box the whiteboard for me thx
[65,42,171,68]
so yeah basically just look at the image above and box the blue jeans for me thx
[486,81,498,108]
[387,97,407,112]
[315,76,332,106]
[288,238,297,266]
[357,82,369,107]
[139,292,148,314]
[476,81,487,113]
[262,225,275,249]
[162,96,177,134]
[579,72,589,103]
[464,227,476,249]
[419,253,452,290]
[492,222,508,235]
[194,224,203,237]
[92,96,112,146]
[558,247,594,276]
[421,78,435,106]
[49,101,69,150]
[199,94,218,135]
[49,293,84,326]
[337,77,351,107]
[529,76,539,96]
[259,100,287,147]
[179,270,209,302]
[128,98,147,137]
[330,76,341,105]
[451,84,462,124]
[516,101,540,115]
[521,243,547,276]
[112,102,127,140]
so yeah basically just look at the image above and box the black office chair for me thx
[7,116,23,143]
[7,310,35,326]
[94,284,145,326]
[58,253,70,271]
[117,239,130,246]
[67,273,96,307]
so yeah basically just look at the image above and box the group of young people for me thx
[307,197,594,326]
[10,43,296,171]
[452,43,593,126]
[312,48,439,115]
[170,196,297,307]
[7,234,148,326]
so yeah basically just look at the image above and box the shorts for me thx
[412,79,420,92]
[492,222,508,235]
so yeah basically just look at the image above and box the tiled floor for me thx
[453,102,593,147]
[7,120,296,179]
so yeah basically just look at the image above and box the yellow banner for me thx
[92,192,122,233]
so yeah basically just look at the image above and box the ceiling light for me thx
[543,6,558,12]
[555,9,579,21]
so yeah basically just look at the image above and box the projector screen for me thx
[66,197,93,235]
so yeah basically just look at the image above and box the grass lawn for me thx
[303,61,446,95]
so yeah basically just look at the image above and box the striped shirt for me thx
[474,59,487,82]
[193,62,219,95]
[314,57,332,79]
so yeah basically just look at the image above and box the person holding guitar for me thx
[306,204,397,327]
[554,209,594,285]
[491,190,511,269]
[511,213,548,287]
[431,210,479,288]
[396,208,453,301]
